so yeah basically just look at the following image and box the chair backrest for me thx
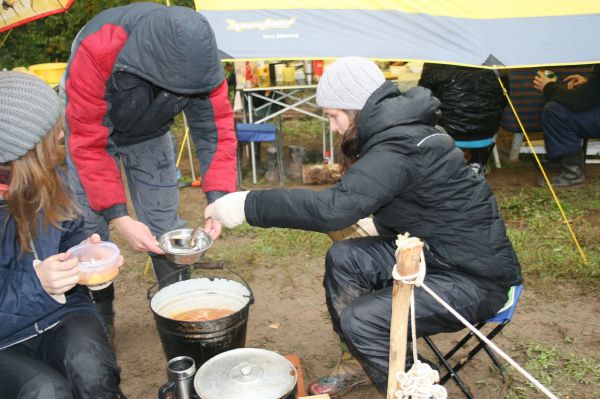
[500,66,593,133]
[454,136,496,149]
[236,123,277,142]
[487,284,523,323]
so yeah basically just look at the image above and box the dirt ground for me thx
[111,161,600,399]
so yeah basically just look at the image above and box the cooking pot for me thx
[194,348,297,399]
[148,263,253,368]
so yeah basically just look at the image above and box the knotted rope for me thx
[392,243,447,399]
[390,233,558,399]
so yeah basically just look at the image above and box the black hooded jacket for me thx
[245,82,522,289]
[419,64,509,141]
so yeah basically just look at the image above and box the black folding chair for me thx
[423,284,524,398]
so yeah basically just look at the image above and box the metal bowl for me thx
[158,228,213,265]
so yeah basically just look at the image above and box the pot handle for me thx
[158,380,174,399]
[192,261,224,270]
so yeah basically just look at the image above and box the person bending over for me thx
[61,3,237,339]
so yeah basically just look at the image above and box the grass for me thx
[496,185,600,282]
[506,343,600,398]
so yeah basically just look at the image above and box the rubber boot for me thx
[287,145,305,181]
[265,146,279,184]
[151,254,191,289]
[89,284,116,348]
[307,342,371,398]
[538,150,585,187]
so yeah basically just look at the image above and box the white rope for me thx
[419,282,559,399]
[391,235,557,399]
[395,360,448,399]
[393,251,447,399]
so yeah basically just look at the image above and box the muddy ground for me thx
[111,157,600,399]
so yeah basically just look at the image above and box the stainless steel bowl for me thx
[158,228,213,265]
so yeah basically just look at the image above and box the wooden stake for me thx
[386,235,423,399]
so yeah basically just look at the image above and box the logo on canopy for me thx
[226,17,297,32]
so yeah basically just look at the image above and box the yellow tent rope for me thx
[497,76,588,265]
[0,29,13,50]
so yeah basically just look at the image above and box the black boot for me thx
[151,255,191,289]
[538,151,585,187]
[89,284,116,347]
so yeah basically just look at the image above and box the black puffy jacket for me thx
[245,82,522,289]
[419,64,509,141]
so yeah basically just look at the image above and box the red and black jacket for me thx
[64,3,236,220]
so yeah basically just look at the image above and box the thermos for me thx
[158,356,197,399]
[304,60,313,84]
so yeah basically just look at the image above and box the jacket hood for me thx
[116,6,224,94]
[357,81,441,154]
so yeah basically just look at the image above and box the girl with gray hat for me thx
[0,72,125,399]
[205,57,521,397]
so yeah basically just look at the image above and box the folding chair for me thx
[455,135,501,175]
[236,122,284,186]
[422,284,524,398]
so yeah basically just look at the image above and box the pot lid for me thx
[194,348,297,399]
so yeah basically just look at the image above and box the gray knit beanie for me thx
[316,57,385,110]
[0,71,61,163]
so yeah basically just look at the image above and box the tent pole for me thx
[497,76,588,265]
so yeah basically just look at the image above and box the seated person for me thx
[533,66,600,186]
[419,63,509,173]
[204,57,522,397]
[0,72,125,399]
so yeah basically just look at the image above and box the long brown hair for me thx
[338,110,361,173]
[3,118,78,252]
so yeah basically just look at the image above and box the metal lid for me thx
[194,348,297,399]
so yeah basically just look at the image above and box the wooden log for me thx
[302,163,341,185]
[386,235,423,399]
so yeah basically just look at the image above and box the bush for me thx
[0,0,195,69]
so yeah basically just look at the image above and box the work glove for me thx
[357,217,379,236]
[205,191,249,228]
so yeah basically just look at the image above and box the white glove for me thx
[208,191,249,228]
[357,217,379,237]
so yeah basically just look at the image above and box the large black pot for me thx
[148,262,254,368]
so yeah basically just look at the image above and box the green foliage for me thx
[497,185,600,282]
[506,343,600,398]
[0,0,195,68]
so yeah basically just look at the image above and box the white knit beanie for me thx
[0,71,61,163]
[317,57,385,110]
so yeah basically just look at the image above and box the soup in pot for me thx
[171,308,235,322]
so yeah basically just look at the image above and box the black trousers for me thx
[0,312,124,399]
[324,236,508,392]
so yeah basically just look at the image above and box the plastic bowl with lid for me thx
[67,241,120,290]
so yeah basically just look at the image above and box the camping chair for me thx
[500,66,593,161]
[236,122,284,186]
[454,135,500,176]
[422,284,524,399]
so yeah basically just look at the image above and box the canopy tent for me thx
[1,0,74,33]
[197,0,598,264]
[195,0,600,68]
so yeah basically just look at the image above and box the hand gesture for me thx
[111,216,164,254]
[204,191,249,229]
[83,234,125,270]
[533,71,557,93]
[563,74,588,90]
[34,253,79,296]
[203,217,223,240]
